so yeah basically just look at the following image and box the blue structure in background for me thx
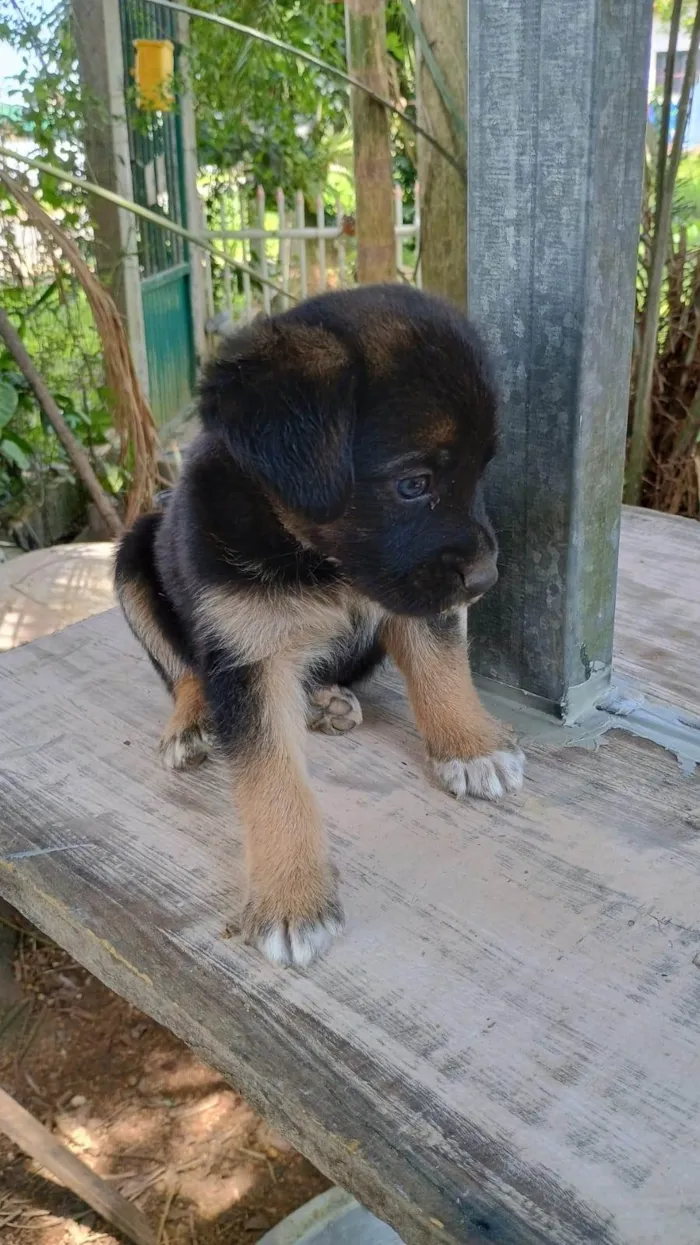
[649,95,700,150]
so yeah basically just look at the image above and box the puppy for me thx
[115,284,524,968]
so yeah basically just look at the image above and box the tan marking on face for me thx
[363,315,415,377]
[417,415,458,447]
[381,614,504,761]
[268,500,333,552]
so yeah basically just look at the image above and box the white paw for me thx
[307,685,363,735]
[159,724,214,771]
[431,748,525,801]
[256,914,345,968]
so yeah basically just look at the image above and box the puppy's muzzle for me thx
[457,560,498,605]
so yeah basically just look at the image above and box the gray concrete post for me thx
[466,0,653,718]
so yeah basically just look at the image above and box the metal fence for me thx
[202,176,421,330]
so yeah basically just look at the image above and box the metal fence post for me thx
[175,9,208,365]
[466,0,653,719]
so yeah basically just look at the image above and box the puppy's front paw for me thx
[159,723,214,770]
[431,747,525,801]
[242,878,345,968]
[307,685,362,735]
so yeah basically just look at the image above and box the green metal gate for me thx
[120,0,195,426]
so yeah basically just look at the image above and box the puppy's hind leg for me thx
[307,685,363,734]
[305,615,384,735]
[115,514,213,770]
[159,673,215,770]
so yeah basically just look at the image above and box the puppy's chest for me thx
[197,582,383,667]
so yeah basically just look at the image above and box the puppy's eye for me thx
[395,473,432,501]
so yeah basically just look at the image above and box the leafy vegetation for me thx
[629,0,700,515]
[0,3,115,531]
[0,281,127,528]
[2,0,698,535]
[189,0,415,208]
[0,1,88,227]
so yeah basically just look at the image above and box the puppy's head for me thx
[199,285,499,616]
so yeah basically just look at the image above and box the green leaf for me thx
[103,462,125,494]
[0,380,19,430]
[0,435,31,471]
[62,404,92,429]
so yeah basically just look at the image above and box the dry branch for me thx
[0,166,160,525]
[0,1085,156,1245]
[0,308,123,537]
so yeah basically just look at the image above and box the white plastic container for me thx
[258,1187,405,1245]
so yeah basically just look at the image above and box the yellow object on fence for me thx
[133,39,174,112]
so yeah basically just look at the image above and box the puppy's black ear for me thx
[198,318,355,522]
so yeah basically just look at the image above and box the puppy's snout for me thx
[457,560,498,603]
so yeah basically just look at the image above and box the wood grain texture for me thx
[615,507,700,716]
[416,0,467,306]
[344,0,395,284]
[0,511,698,1245]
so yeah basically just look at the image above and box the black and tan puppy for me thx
[115,284,524,967]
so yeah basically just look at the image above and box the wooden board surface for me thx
[0,511,699,1245]
[615,507,700,716]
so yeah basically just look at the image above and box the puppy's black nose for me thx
[459,562,498,602]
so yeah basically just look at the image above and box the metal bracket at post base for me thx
[476,671,700,777]
[476,665,612,727]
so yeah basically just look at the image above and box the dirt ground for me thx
[0,917,329,1245]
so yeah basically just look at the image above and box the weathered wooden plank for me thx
[615,507,700,716]
[0,511,698,1245]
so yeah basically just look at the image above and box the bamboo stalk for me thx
[625,0,700,505]
[654,0,683,244]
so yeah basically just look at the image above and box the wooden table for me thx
[0,508,698,1245]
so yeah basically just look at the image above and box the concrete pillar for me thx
[466,0,653,718]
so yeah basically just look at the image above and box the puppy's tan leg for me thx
[159,672,213,770]
[233,658,343,967]
[382,614,525,801]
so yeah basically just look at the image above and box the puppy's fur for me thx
[115,285,524,968]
